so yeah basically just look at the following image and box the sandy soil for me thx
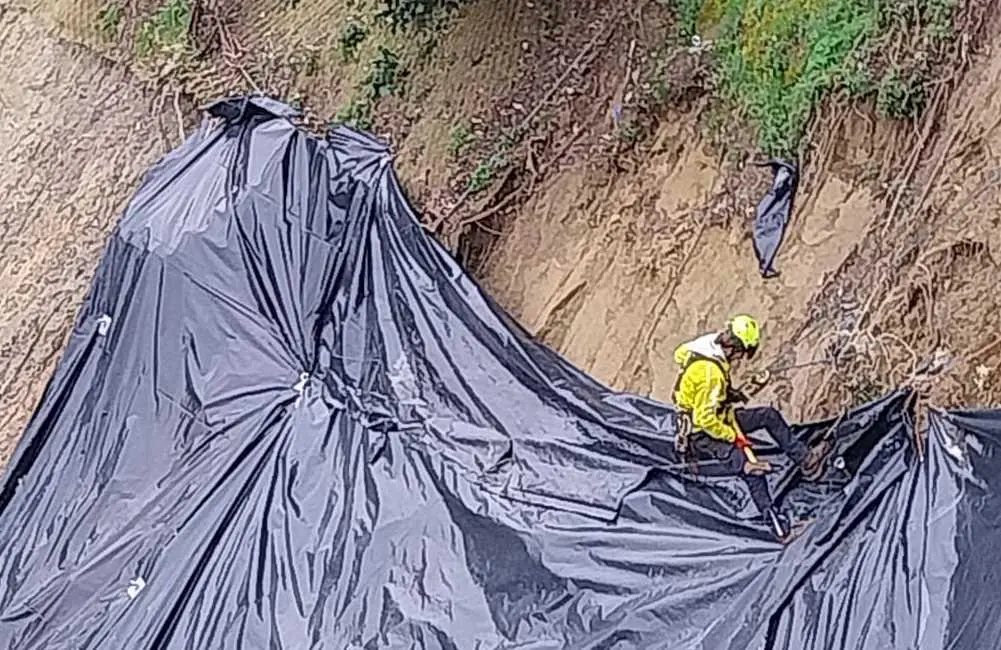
[478,105,887,420]
[0,5,172,465]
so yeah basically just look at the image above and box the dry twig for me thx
[880,86,946,239]
[430,17,618,233]
[911,101,976,218]
[173,90,186,142]
[613,218,707,387]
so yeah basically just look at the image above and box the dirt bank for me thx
[478,105,882,420]
[0,6,174,463]
[481,9,1001,424]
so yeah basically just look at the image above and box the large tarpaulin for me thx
[0,96,998,649]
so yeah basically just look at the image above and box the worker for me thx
[671,315,830,542]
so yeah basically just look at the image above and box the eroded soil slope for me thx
[0,6,173,463]
[480,16,1001,422]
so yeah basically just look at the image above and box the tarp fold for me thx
[1,97,998,649]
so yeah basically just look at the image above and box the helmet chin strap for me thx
[718,332,742,359]
[720,328,757,361]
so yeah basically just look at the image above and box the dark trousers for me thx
[690,406,807,514]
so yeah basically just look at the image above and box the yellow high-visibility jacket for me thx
[672,333,738,443]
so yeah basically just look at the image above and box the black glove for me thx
[726,387,750,405]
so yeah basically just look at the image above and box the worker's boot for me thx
[799,438,833,482]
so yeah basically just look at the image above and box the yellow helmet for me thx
[726,314,760,356]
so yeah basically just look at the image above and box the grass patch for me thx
[448,124,474,156]
[467,153,506,193]
[377,0,467,62]
[338,22,369,62]
[650,63,672,105]
[335,98,374,131]
[334,47,410,130]
[367,46,408,97]
[135,0,192,58]
[677,0,705,39]
[616,117,642,145]
[680,0,962,155]
[97,3,123,42]
[378,0,465,32]
[847,374,885,407]
[876,66,926,119]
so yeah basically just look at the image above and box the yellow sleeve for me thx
[673,342,691,366]
[688,360,738,443]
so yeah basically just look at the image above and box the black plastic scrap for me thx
[752,159,798,278]
[0,96,998,649]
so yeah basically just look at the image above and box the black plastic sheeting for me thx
[751,159,798,279]
[0,96,998,649]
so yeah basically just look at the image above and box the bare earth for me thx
[482,71,1001,419]
[0,6,171,464]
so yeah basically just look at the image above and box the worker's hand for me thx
[728,387,750,404]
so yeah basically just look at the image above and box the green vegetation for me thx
[467,153,505,193]
[651,72,672,105]
[332,0,467,132]
[876,67,926,119]
[338,22,369,62]
[335,98,374,131]
[378,0,464,32]
[617,118,642,145]
[677,0,705,40]
[448,124,474,156]
[97,3,123,42]
[135,0,192,58]
[678,0,961,155]
[367,47,408,97]
[848,374,885,406]
[324,0,465,131]
[461,131,516,193]
[335,47,409,130]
